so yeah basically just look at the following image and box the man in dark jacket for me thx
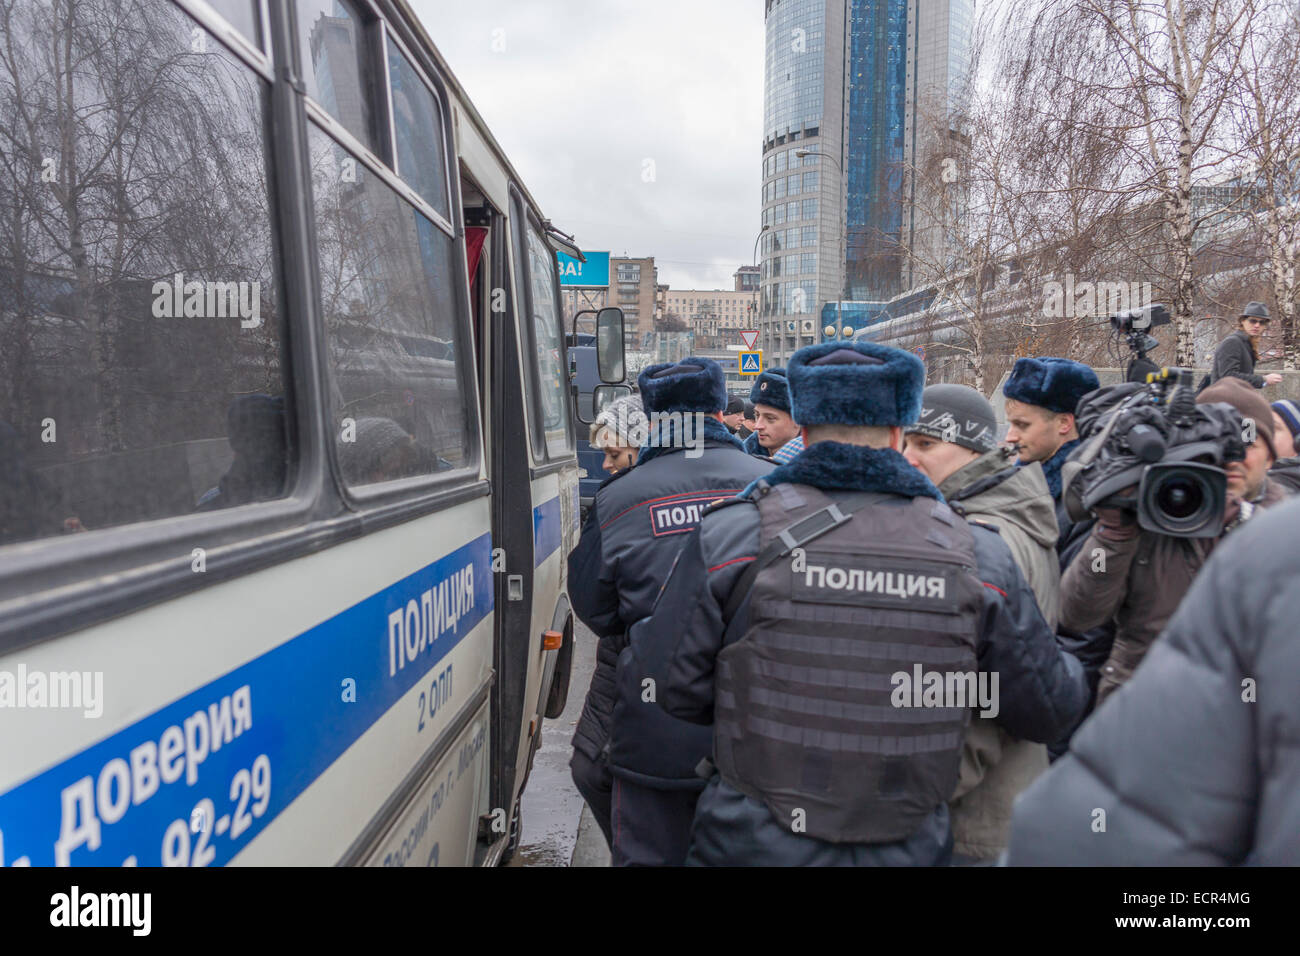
[1007,495,1300,865]
[567,357,769,863]
[1269,399,1300,493]
[1209,301,1283,390]
[1001,357,1111,756]
[631,342,1085,866]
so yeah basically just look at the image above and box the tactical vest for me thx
[713,481,983,844]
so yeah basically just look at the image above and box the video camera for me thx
[1110,304,1172,383]
[1062,367,1246,538]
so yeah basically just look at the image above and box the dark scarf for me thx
[1036,438,1080,500]
[741,440,941,500]
[636,415,745,466]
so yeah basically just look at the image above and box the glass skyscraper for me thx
[759,0,973,361]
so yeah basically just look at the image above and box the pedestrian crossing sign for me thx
[739,350,763,375]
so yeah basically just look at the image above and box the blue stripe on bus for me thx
[533,496,562,567]
[0,533,494,867]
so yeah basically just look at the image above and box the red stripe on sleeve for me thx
[708,556,756,573]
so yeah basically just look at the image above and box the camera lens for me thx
[1139,462,1226,537]
[1156,477,1202,519]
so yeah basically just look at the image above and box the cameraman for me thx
[1199,380,1289,508]
[1060,378,1287,706]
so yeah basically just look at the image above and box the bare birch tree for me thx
[1003,0,1261,365]
[1227,0,1300,368]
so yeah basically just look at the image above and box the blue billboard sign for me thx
[557,251,610,288]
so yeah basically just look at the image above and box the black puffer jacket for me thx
[1007,495,1300,865]
[635,442,1086,866]
[568,425,770,764]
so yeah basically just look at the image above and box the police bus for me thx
[0,0,622,866]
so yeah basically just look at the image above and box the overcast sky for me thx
[409,0,765,290]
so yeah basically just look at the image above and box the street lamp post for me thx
[752,223,770,355]
[795,148,854,345]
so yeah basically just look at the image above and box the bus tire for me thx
[544,618,574,719]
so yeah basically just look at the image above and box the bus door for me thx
[484,205,536,847]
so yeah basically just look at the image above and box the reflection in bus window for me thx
[308,125,471,488]
[205,0,263,48]
[386,36,449,218]
[524,225,573,456]
[194,395,287,512]
[0,0,289,547]
[298,0,379,153]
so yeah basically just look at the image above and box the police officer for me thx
[1002,356,1101,546]
[567,357,770,864]
[722,396,746,434]
[742,367,800,461]
[1001,356,1108,756]
[631,342,1086,865]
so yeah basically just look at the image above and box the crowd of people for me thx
[565,303,1300,866]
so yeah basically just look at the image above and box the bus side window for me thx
[296,0,382,154]
[510,202,575,463]
[307,124,473,489]
[385,35,450,219]
[0,0,290,547]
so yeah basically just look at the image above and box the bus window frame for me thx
[302,17,482,505]
[176,0,274,76]
[379,20,453,221]
[0,0,489,654]
[509,189,577,474]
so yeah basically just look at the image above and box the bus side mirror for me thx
[596,307,625,384]
[593,384,631,418]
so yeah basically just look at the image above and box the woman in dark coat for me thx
[1210,301,1282,389]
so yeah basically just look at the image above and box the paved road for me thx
[507,620,609,867]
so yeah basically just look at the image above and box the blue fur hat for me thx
[1002,356,1100,416]
[637,356,727,414]
[786,342,925,427]
[749,366,792,414]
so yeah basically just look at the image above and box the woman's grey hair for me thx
[592,394,649,449]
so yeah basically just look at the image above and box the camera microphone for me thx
[1127,424,1166,462]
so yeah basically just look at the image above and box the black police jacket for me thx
[567,421,770,765]
[633,441,1086,865]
